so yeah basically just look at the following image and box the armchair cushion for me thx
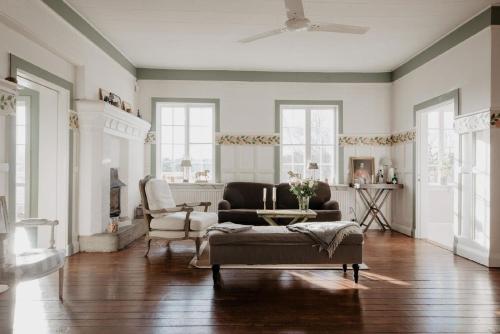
[151,211,218,231]
[13,248,65,281]
[218,199,231,211]
[145,179,176,218]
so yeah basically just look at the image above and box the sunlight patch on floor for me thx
[14,280,49,333]
[287,270,369,290]
[360,271,410,286]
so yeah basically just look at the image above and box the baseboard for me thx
[391,223,413,237]
[454,237,489,266]
[67,241,79,256]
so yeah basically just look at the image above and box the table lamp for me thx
[181,159,192,183]
[308,162,319,180]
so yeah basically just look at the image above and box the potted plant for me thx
[288,171,318,211]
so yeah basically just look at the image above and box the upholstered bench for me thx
[208,224,363,286]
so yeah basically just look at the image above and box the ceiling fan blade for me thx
[284,0,305,19]
[308,23,369,35]
[238,28,287,43]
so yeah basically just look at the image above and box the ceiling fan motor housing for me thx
[285,18,310,31]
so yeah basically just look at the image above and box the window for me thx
[424,101,456,185]
[280,104,339,183]
[15,97,30,221]
[156,102,215,183]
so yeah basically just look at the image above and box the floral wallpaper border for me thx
[145,131,156,144]
[454,111,490,134]
[339,130,416,147]
[69,110,79,129]
[0,92,16,116]
[216,134,280,145]
[491,110,500,128]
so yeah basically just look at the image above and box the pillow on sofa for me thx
[145,179,176,218]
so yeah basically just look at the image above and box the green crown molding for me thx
[136,68,392,83]
[392,6,500,81]
[41,0,136,77]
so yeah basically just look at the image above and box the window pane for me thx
[282,109,305,127]
[173,107,185,125]
[190,144,213,180]
[161,125,172,143]
[282,108,305,145]
[427,111,439,129]
[427,166,439,184]
[190,107,213,127]
[311,109,334,145]
[16,126,26,145]
[427,129,439,166]
[161,107,173,125]
[190,126,212,143]
[173,126,185,144]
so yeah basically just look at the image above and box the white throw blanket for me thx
[287,221,360,258]
[207,222,252,234]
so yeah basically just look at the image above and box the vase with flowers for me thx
[287,171,318,211]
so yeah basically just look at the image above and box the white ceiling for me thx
[66,0,496,72]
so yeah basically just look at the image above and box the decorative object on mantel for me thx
[121,101,132,113]
[308,162,319,180]
[181,159,192,183]
[339,130,416,147]
[216,134,280,145]
[99,88,122,108]
[195,170,210,183]
[107,218,119,233]
[350,157,375,185]
[0,77,18,116]
[288,171,318,211]
[144,131,156,144]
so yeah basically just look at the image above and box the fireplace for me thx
[110,168,126,218]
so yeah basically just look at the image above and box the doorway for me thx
[416,98,458,250]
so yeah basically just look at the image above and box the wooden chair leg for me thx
[342,264,347,273]
[195,238,201,259]
[145,238,152,257]
[58,267,64,301]
[352,264,360,283]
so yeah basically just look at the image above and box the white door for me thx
[416,100,457,250]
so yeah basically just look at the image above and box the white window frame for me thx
[279,104,339,183]
[155,101,216,183]
[15,96,31,220]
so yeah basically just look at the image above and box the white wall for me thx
[139,79,393,223]
[390,27,492,236]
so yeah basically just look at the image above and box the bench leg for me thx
[352,264,360,283]
[59,267,64,301]
[212,264,221,288]
[342,264,347,273]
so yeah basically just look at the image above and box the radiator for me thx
[170,184,224,213]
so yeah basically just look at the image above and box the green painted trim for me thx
[7,115,15,225]
[151,97,221,182]
[274,100,344,184]
[11,54,75,252]
[412,89,460,236]
[393,7,499,81]
[138,68,392,83]
[41,0,136,76]
[19,88,40,218]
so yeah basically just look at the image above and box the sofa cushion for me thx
[145,179,176,218]
[223,182,274,209]
[208,224,363,246]
[151,211,218,231]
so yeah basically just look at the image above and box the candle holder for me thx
[272,200,276,211]
[263,200,266,210]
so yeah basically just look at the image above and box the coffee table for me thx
[256,209,317,226]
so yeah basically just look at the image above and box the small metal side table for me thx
[350,183,404,231]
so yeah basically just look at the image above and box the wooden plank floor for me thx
[1,231,499,333]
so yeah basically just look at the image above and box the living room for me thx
[0,0,499,333]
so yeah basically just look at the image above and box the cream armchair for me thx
[139,176,218,258]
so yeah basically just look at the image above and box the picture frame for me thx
[350,157,375,184]
[122,101,132,113]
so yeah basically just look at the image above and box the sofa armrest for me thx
[313,210,342,222]
[321,200,340,211]
[218,200,231,211]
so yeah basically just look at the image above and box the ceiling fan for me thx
[238,0,369,43]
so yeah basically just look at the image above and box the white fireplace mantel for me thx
[75,100,151,238]
[76,99,150,141]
